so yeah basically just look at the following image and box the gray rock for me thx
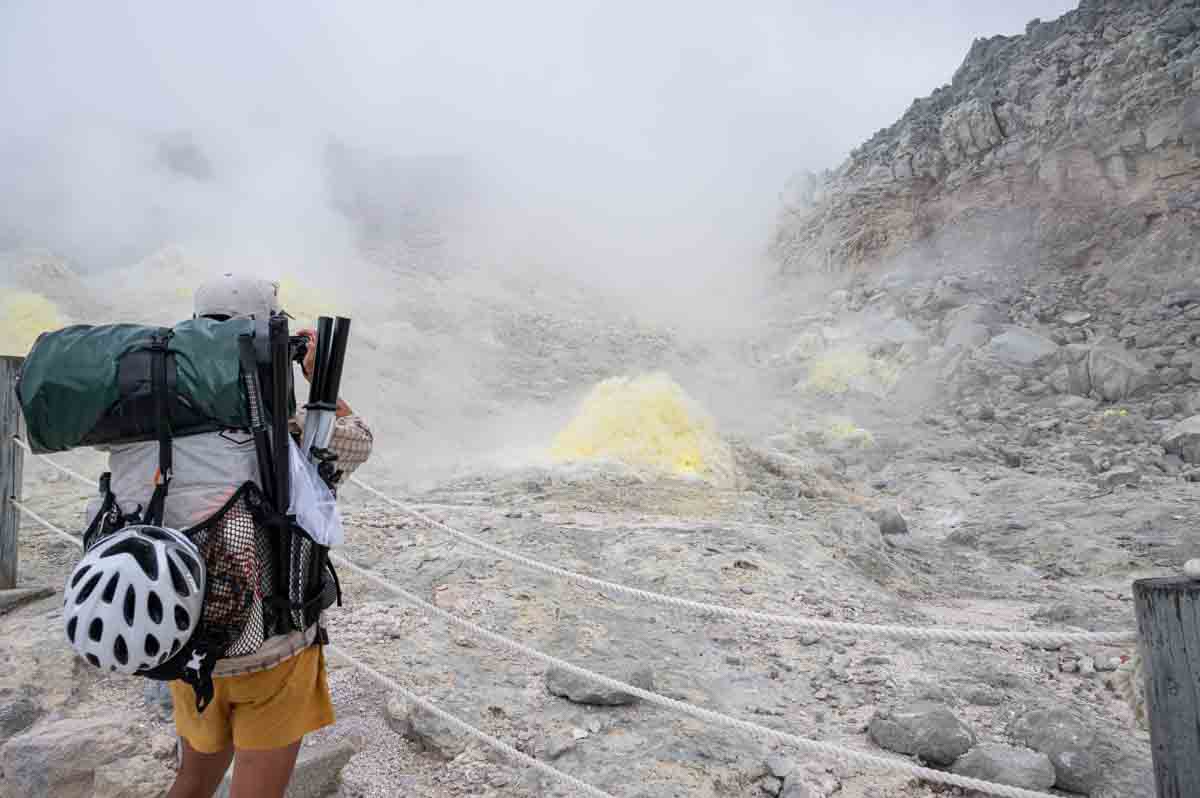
[0,715,144,798]
[1098,466,1141,489]
[984,328,1060,368]
[0,689,41,742]
[1151,398,1178,419]
[945,321,993,352]
[93,755,172,798]
[951,744,1056,791]
[765,754,796,779]
[868,701,976,765]
[870,506,909,536]
[779,777,818,798]
[385,694,470,759]
[1088,344,1158,401]
[879,318,926,346]
[214,738,358,798]
[964,687,1004,707]
[760,775,784,796]
[1060,311,1093,326]
[1009,708,1102,794]
[284,739,358,798]
[546,666,654,706]
[0,587,55,617]
[1161,415,1200,464]
[1163,287,1200,307]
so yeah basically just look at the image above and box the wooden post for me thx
[1,356,25,589]
[1133,574,1200,798]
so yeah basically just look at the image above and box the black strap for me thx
[238,333,275,504]
[143,336,173,527]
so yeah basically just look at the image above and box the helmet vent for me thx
[174,606,190,632]
[77,571,103,604]
[88,617,104,642]
[66,616,78,643]
[148,591,163,625]
[145,635,160,658]
[86,654,100,668]
[113,635,128,666]
[168,557,191,598]
[101,538,159,580]
[101,573,120,604]
[124,585,137,626]
[70,564,92,589]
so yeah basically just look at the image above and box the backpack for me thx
[20,313,344,712]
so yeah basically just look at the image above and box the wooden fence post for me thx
[1,356,25,589]
[1133,573,1200,798]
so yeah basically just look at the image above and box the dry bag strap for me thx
[143,335,173,527]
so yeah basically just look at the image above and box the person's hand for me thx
[299,328,317,382]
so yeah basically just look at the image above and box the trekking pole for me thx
[299,316,350,471]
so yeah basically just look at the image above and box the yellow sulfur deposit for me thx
[550,372,735,482]
[826,417,875,447]
[804,349,902,396]
[0,291,66,356]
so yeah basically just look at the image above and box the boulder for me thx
[1162,416,1200,464]
[386,694,470,760]
[0,689,41,743]
[870,506,909,536]
[213,738,357,798]
[0,588,55,617]
[1088,343,1157,401]
[545,666,654,706]
[951,744,1056,791]
[868,701,976,765]
[984,327,1060,368]
[1009,708,1102,794]
[945,321,992,352]
[93,755,172,798]
[0,715,145,798]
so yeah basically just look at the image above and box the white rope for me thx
[10,498,88,549]
[329,551,1058,798]
[348,476,1136,647]
[10,435,1137,645]
[325,644,615,798]
[7,498,614,798]
[11,437,96,489]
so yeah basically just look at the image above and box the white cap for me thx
[193,274,281,320]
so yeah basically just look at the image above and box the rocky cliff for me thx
[771,0,1200,305]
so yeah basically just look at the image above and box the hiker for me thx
[65,275,373,798]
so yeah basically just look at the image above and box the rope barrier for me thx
[10,436,1139,646]
[325,644,616,798]
[329,551,1058,798]
[347,474,1137,647]
[11,438,95,489]
[9,498,92,549]
[7,497,616,798]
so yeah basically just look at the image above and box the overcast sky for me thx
[0,0,1079,285]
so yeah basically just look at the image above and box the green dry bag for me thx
[15,317,268,453]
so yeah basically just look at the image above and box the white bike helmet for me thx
[63,525,205,674]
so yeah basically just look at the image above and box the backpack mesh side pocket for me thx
[182,483,282,658]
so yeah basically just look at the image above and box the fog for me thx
[3,1,1077,289]
[1,0,1080,481]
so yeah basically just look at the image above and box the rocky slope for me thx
[772,0,1200,300]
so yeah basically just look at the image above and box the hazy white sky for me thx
[0,0,1080,281]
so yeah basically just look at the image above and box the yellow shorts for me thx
[169,644,335,753]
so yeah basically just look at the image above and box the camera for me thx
[288,334,309,365]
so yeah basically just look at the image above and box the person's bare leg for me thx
[228,740,303,798]
[167,737,234,798]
